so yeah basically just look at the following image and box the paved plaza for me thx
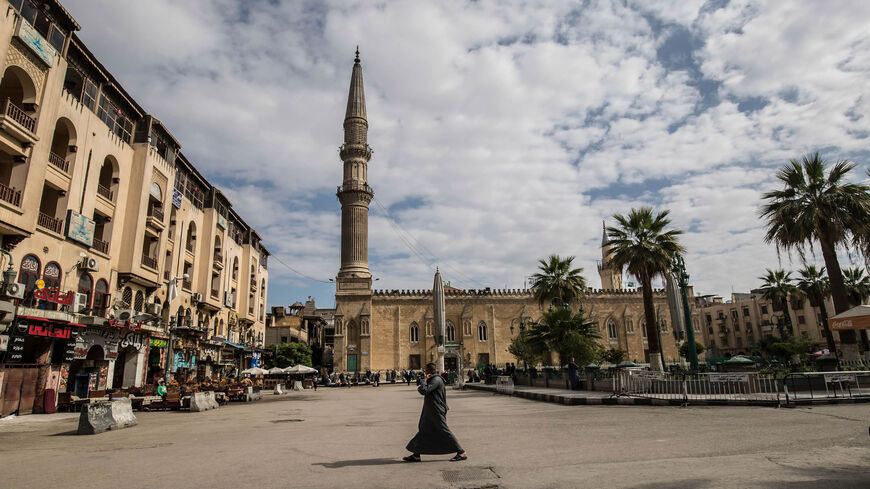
[2,385,869,489]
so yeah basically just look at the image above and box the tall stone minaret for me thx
[599,221,623,290]
[337,48,373,281]
[334,48,374,373]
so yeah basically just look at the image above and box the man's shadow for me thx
[313,458,433,468]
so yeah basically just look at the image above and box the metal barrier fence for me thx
[495,376,515,395]
[782,371,870,405]
[615,369,782,404]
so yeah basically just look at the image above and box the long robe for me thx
[406,375,463,455]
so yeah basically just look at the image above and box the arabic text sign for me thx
[16,20,55,67]
[632,370,664,380]
[33,288,74,306]
[824,373,857,384]
[66,210,95,247]
[707,373,750,383]
[28,323,72,339]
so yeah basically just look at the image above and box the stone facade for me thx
[332,52,689,373]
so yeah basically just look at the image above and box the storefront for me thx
[67,323,120,398]
[146,336,168,385]
[1,316,80,417]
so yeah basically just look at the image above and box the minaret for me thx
[433,268,446,372]
[337,47,373,280]
[599,221,623,290]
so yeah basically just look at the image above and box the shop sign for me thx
[220,349,236,363]
[65,210,95,247]
[33,288,74,306]
[172,352,196,371]
[108,318,143,330]
[149,337,168,348]
[75,328,119,359]
[63,339,75,363]
[15,19,56,67]
[27,322,72,339]
[172,188,183,209]
[250,351,261,367]
[7,336,25,362]
[217,214,227,229]
[120,331,146,351]
[200,347,218,361]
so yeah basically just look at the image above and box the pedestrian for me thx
[313,374,318,391]
[157,379,167,397]
[403,363,467,463]
[405,370,411,386]
[567,356,580,390]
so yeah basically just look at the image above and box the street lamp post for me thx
[672,254,699,372]
[164,274,189,384]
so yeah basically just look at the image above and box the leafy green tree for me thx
[757,269,799,338]
[679,341,705,358]
[529,254,587,309]
[600,348,626,365]
[760,153,870,361]
[265,342,312,369]
[796,265,836,353]
[606,207,685,371]
[524,307,601,366]
[507,332,542,367]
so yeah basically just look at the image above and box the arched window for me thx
[626,319,634,333]
[232,257,239,281]
[41,261,62,310]
[608,320,618,340]
[478,321,487,342]
[18,254,40,297]
[78,273,94,310]
[122,287,133,308]
[446,320,456,342]
[185,222,197,253]
[409,322,419,343]
[260,279,265,298]
[641,319,647,338]
[134,291,144,312]
[93,279,109,317]
[346,320,356,338]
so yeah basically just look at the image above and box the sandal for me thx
[449,453,467,462]
[402,455,421,462]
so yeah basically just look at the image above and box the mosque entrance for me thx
[444,356,458,372]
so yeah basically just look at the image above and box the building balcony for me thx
[182,279,192,291]
[210,289,219,299]
[93,237,110,255]
[164,269,171,281]
[0,98,38,152]
[37,212,63,234]
[146,204,165,230]
[48,151,70,174]
[141,254,158,270]
[0,181,22,207]
[250,278,257,291]
[213,252,223,270]
[185,241,195,254]
[97,184,113,201]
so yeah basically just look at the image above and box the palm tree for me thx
[796,265,836,354]
[524,307,600,366]
[760,153,870,361]
[843,266,870,351]
[757,269,799,338]
[529,254,587,309]
[605,207,685,371]
[843,266,870,306]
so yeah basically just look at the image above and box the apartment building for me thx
[693,292,833,359]
[0,0,268,417]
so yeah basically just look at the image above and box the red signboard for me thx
[27,323,72,339]
[33,288,74,306]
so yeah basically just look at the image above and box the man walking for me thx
[403,363,467,462]
[567,357,580,390]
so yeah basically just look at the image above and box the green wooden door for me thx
[347,354,357,372]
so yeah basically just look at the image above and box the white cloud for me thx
[62,0,870,305]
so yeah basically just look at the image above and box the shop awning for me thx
[223,340,245,349]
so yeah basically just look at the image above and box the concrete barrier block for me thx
[77,399,137,435]
[190,391,220,412]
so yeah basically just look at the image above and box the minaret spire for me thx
[337,48,373,280]
[601,220,609,246]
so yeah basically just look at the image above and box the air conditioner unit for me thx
[80,256,99,272]
[145,303,163,316]
[191,292,203,303]
[1,282,25,300]
[115,309,134,321]
[73,293,89,313]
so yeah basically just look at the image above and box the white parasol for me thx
[283,365,317,374]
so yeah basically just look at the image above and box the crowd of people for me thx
[318,369,431,387]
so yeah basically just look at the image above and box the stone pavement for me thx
[1,384,869,489]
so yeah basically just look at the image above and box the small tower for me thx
[598,221,623,290]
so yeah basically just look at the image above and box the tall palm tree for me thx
[796,265,836,353]
[843,266,870,351]
[760,153,870,361]
[757,269,799,338]
[605,207,685,371]
[529,255,587,309]
[843,266,870,306]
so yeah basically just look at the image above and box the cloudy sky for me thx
[63,0,870,307]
